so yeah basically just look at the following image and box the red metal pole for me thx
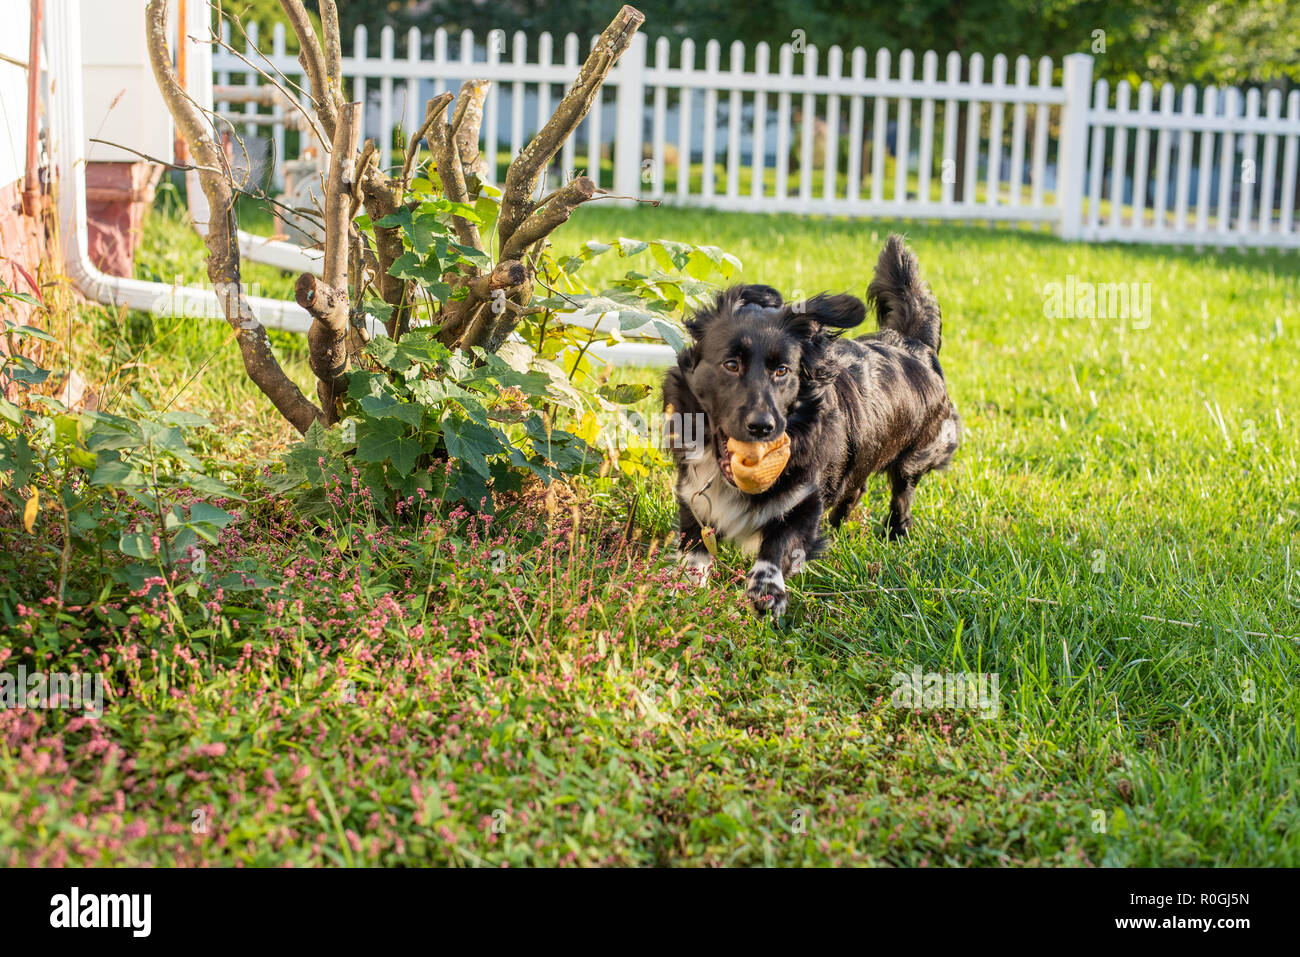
[21,0,44,216]
[175,0,188,163]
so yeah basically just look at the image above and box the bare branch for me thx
[357,146,413,338]
[468,260,528,298]
[146,0,322,433]
[500,176,596,263]
[451,79,491,179]
[89,137,223,175]
[436,260,524,348]
[401,92,455,185]
[214,11,314,102]
[481,280,536,353]
[430,119,483,250]
[278,0,337,140]
[292,100,361,421]
[498,5,644,249]
[207,23,327,147]
[323,102,360,297]
[319,0,343,85]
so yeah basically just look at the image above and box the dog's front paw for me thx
[679,548,714,588]
[746,560,788,617]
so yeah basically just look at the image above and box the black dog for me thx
[661,234,960,616]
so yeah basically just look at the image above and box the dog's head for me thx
[676,284,865,484]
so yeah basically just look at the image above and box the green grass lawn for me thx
[2,198,1297,866]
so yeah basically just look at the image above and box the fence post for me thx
[1057,53,1094,239]
[613,32,647,200]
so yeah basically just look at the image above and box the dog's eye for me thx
[722,359,741,373]
[773,365,791,378]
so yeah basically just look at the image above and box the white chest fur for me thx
[678,456,814,557]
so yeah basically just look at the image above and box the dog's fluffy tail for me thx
[867,234,943,352]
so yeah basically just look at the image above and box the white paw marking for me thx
[746,559,788,617]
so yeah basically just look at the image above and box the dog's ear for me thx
[677,342,698,372]
[782,293,866,340]
[686,284,784,340]
[733,284,784,310]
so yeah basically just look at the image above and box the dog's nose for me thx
[745,414,776,439]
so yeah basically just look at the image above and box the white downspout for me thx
[50,0,311,332]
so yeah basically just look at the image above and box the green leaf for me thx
[358,393,426,427]
[26,394,68,413]
[409,379,476,405]
[450,242,491,269]
[445,464,491,510]
[7,356,49,385]
[91,459,146,488]
[650,242,680,274]
[188,503,236,529]
[356,418,423,474]
[423,280,453,303]
[388,251,441,284]
[394,331,452,367]
[365,336,409,372]
[82,412,144,451]
[441,416,507,478]
[0,294,45,312]
[118,530,156,559]
[473,194,500,234]
[616,237,649,257]
[523,416,602,473]
[378,204,440,257]
[69,447,98,471]
[260,466,307,494]
[162,411,212,428]
[51,414,79,447]
[181,472,243,499]
[143,421,193,455]
[651,319,687,352]
[598,383,653,404]
[363,299,394,326]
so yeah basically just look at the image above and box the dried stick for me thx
[207,22,327,148]
[146,0,322,433]
[430,119,483,250]
[296,101,359,421]
[497,5,644,250]
[278,0,337,140]
[451,79,491,179]
[401,91,455,185]
[500,176,595,263]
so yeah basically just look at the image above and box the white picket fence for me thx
[1086,80,1300,246]
[211,25,1300,249]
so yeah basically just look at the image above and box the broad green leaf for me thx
[441,416,506,478]
[181,472,243,499]
[356,418,423,474]
[91,459,146,488]
[118,530,156,559]
[188,503,236,529]
[162,411,212,428]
